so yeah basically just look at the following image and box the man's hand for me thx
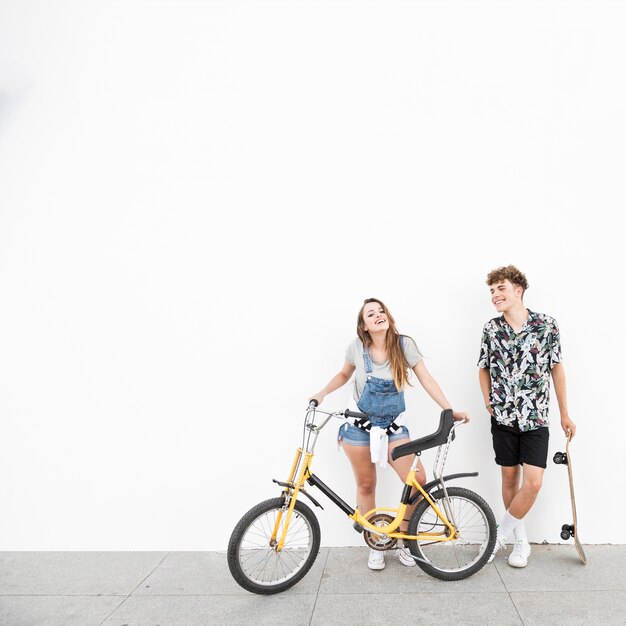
[561,415,576,438]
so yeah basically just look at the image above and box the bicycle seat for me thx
[391,409,455,460]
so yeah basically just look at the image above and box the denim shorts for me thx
[338,422,410,447]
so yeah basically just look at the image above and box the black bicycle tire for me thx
[406,486,496,581]
[227,497,321,594]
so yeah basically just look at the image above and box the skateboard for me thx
[553,432,587,564]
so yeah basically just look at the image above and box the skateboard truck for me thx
[561,523,574,540]
[553,451,568,465]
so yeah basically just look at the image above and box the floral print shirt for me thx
[477,310,562,432]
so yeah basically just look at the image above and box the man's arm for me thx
[551,362,576,437]
[478,367,494,416]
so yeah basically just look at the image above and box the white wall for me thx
[0,0,624,550]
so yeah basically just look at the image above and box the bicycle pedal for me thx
[353,522,364,534]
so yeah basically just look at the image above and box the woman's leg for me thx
[388,438,426,530]
[342,443,377,516]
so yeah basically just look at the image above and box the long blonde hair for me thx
[357,298,413,390]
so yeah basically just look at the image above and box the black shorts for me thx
[491,418,549,469]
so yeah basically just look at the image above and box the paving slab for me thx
[102,594,318,626]
[0,546,624,626]
[0,552,167,596]
[319,546,506,594]
[510,590,626,626]
[311,591,523,625]
[136,548,329,596]
[493,544,626,592]
[0,596,123,626]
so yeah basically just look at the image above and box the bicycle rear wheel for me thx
[227,497,321,594]
[406,486,496,581]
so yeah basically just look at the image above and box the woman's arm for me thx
[310,361,356,405]
[412,360,470,422]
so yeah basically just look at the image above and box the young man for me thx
[478,265,576,568]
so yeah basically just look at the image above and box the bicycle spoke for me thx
[412,490,492,574]
[236,507,314,585]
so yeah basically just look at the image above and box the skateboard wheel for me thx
[553,452,565,464]
[561,529,570,540]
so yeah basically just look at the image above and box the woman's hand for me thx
[452,410,470,423]
[309,394,324,406]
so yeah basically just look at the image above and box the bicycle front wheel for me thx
[406,486,496,581]
[227,497,321,594]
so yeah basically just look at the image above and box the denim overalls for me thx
[351,342,405,437]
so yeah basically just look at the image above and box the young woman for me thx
[310,298,469,571]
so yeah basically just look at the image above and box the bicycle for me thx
[227,402,496,594]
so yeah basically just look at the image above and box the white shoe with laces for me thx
[508,540,531,568]
[397,547,416,567]
[368,549,385,570]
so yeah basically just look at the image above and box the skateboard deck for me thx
[553,432,587,564]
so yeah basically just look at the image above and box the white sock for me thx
[498,510,522,542]
[513,520,528,543]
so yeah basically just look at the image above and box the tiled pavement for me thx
[0,545,624,625]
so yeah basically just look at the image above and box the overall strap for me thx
[361,341,373,374]
[363,335,405,373]
[348,415,402,436]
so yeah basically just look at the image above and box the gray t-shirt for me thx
[345,336,422,402]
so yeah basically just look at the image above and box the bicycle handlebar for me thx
[308,404,468,429]
[304,404,362,433]
[305,403,468,443]
[306,405,366,420]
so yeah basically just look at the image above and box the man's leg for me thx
[490,430,536,564]
[505,425,549,528]
[491,428,524,539]
[498,464,528,544]
[508,464,544,519]
[500,464,543,567]
[501,465,521,509]
[501,464,532,540]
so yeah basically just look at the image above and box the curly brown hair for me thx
[486,265,529,291]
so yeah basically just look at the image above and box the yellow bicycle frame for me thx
[271,446,456,552]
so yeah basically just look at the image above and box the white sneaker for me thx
[368,549,385,570]
[397,547,416,567]
[487,532,507,563]
[508,540,531,568]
